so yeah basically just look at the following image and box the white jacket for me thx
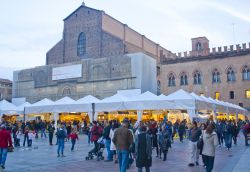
[202,131,219,157]
[109,129,116,151]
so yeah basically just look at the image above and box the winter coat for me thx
[159,130,171,151]
[135,132,152,168]
[109,129,116,151]
[0,129,13,148]
[112,126,133,151]
[90,126,102,142]
[202,131,219,157]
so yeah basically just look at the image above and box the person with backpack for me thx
[159,124,171,161]
[56,125,67,157]
[135,125,152,172]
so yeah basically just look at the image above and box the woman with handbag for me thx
[202,123,219,172]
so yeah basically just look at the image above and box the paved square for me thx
[3,134,249,172]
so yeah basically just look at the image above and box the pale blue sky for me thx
[0,0,250,80]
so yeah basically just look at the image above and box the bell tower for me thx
[191,37,209,56]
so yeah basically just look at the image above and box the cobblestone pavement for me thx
[2,133,249,172]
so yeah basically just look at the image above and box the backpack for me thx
[57,130,65,139]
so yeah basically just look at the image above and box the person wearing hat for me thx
[112,118,133,172]
[0,124,13,169]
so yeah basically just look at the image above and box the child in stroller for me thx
[85,137,105,161]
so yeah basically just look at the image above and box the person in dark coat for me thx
[135,125,152,172]
[178,121,186,143]
[223,121,233,150]
[159,125,171,161]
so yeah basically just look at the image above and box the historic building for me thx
[0,78,12,102]
[13,3,162,103]
[159,37,250,111]
[12,2,250,112]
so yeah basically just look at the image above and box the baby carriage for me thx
[85,137,105,161]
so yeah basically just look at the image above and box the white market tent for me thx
[25,98,55,114]
[124,91,184,111]
[0,100,20,116]
[17,102,31,113]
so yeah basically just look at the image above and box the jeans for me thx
[138,167,150,172]
[105,139,112,160]
[57,139,65,155]
[189,141,199,164]
[49,133,53,145]
[224,133,232,149]
[0,148,8,166]
[71,139,76,151]
[217,133,223,145]
[243,132,249,146]
[41,129,47,138]
[117,150,129,172]
[23,134,29,146]
[202,155,215,172]
[28,140,32,147]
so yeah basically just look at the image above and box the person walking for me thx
[0,124,13,169]
[215,120,224,146]
[159,125,171,161]
[135,125,152,172]
[243,122,250,146]
[69,129,79,151]
[48,123,55,145]
[103,121,112,162]
[56,125,67,157]
[223,120,233,150]
[188,121,202,167]
[113,119,133,172]
[178,120,186,143]
[23,126,29,147]
[232,122,239,145]
[110,120,119,163]
[202,123,219,172]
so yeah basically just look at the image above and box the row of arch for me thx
[166,65,250,87]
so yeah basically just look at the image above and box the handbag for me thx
[7,147,14,152]
[197,136,203,150]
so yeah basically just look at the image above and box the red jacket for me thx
[69,133,79,140]
[0,129,12,148]
[91,126,103,142]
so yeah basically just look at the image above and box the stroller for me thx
[85,137,105,161]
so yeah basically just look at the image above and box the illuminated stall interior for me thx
[27,113,52,121]
[2,114,20,123]
[59,112,89,123]
[97,110,191,123]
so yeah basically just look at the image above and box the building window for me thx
[229,91,235,99]
[239,103,243,107]
[196,42,202,51]
[246,90,250,99]
[77,32,86,57]
[215,92,220,100]
[157,80,161,95]
[168,73,176,87]
[242,65,250,80]
[193,71,202,85]
[227,67,236,82]
[212,69,221,83]
[62,87,71,96]
[180,73,188,86]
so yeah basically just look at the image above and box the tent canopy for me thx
[0,100,20,115]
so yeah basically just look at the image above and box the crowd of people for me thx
[0,117,250,171]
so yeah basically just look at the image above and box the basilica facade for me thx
[12,3,250,111]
